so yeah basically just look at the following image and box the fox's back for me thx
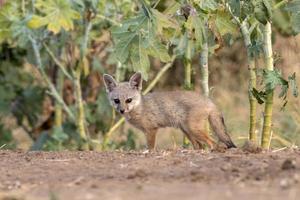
[126,91,217,130]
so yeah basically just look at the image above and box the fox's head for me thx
[103,72,142,114]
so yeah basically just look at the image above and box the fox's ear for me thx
[129,72,142,91]
[103,74,117,92]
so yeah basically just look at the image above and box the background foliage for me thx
[0,0,299,150]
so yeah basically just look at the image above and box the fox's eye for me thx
[114,99,120,104]
[125,98,132,103]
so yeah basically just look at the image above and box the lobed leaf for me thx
[130,41,150,80]
[215,10,237,36]
[28,0,80,34]
[185,15,205,50]
[254,0,273,24]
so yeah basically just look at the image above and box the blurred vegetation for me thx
[0,0,299,151]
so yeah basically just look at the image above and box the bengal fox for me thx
[103,72,236,150]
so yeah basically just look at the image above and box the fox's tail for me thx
[208,112,236,148]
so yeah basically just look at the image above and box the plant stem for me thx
[75,21,93,150]
[183,40,193,147]
[54,68,64,127]
[21,0,26,16]
[31,0,35,12]
[96,14,122,26]
[227,4,258,144]
[43,43,72,80]
[261,22,274,149]
[184,40,193,90]
[200,42,209,97]
[102,56,176,149]
[29,35,75,122]
[273,0,289,10]
[240,21,258,143]
[143,56,176,94]
[115,61,126,82]
[74,68,88,149]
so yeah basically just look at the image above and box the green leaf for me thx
[185,15,205,50]
[163,2,181,15]
[272,8,294,36]
[28,0,81,34]
[254,0,273,24]
[111,9,171,75]
[174,33,188,56]
[248,40,263,58]
[146,32,171,63]
[215,10,237,36]
[51,126,69,142]
[27,15,48,29]
[263,69,285,93]
[199,0,218,11]
[0,1,21,42]
[111,14,147,63]
[284,0,300,33]
[285,0,300,13]
[252,88,266,104]
[130,37,150,80]
[290,13,300,33]
[152,8,178,35]
[228,0,241,17]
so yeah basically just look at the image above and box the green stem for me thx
[54,68,64,127]
[261,22,274,149]
[240,20,258,144]
[75,20,93,150]
[227,3,259,144]
[21,0,26,16]
[43,43,72,80]
[29,35,75,122]
[183,40,193,147]
[96,14,122,26]
[115,61,126,82]
[142,56,176,94]
[200,42,209,97]
[273,0,289,10]
[31,0,35,12]
[75,69,88,147]
[184,40,193,90]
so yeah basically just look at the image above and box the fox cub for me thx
[103,72,236,149]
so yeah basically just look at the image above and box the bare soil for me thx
[0,149,300,200]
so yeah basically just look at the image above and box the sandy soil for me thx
[0,148,299,200]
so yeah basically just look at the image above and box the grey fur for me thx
[103,72,236,149]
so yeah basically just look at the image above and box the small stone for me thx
[220,163,232,171]
[242,140,262,153]
[281,159,296,170]
[127,169,147,179]
[293,173,299,183]
[280,179,291,189]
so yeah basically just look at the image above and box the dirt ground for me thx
[0,148,299,200]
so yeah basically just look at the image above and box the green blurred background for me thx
[0,0,299,151]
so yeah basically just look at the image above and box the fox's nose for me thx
[120,109,125,114]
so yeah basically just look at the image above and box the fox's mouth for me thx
[119,109,128,114]
[119,109,130,114]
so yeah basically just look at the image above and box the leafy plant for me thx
[111,4,174,79]
[28,0,81,34]
[252,69,298,107]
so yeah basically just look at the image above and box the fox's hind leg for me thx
[186,116,216,149]
[145,129,157,150]
[180,127,203,149]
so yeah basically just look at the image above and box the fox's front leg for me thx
[145,129,157,149]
